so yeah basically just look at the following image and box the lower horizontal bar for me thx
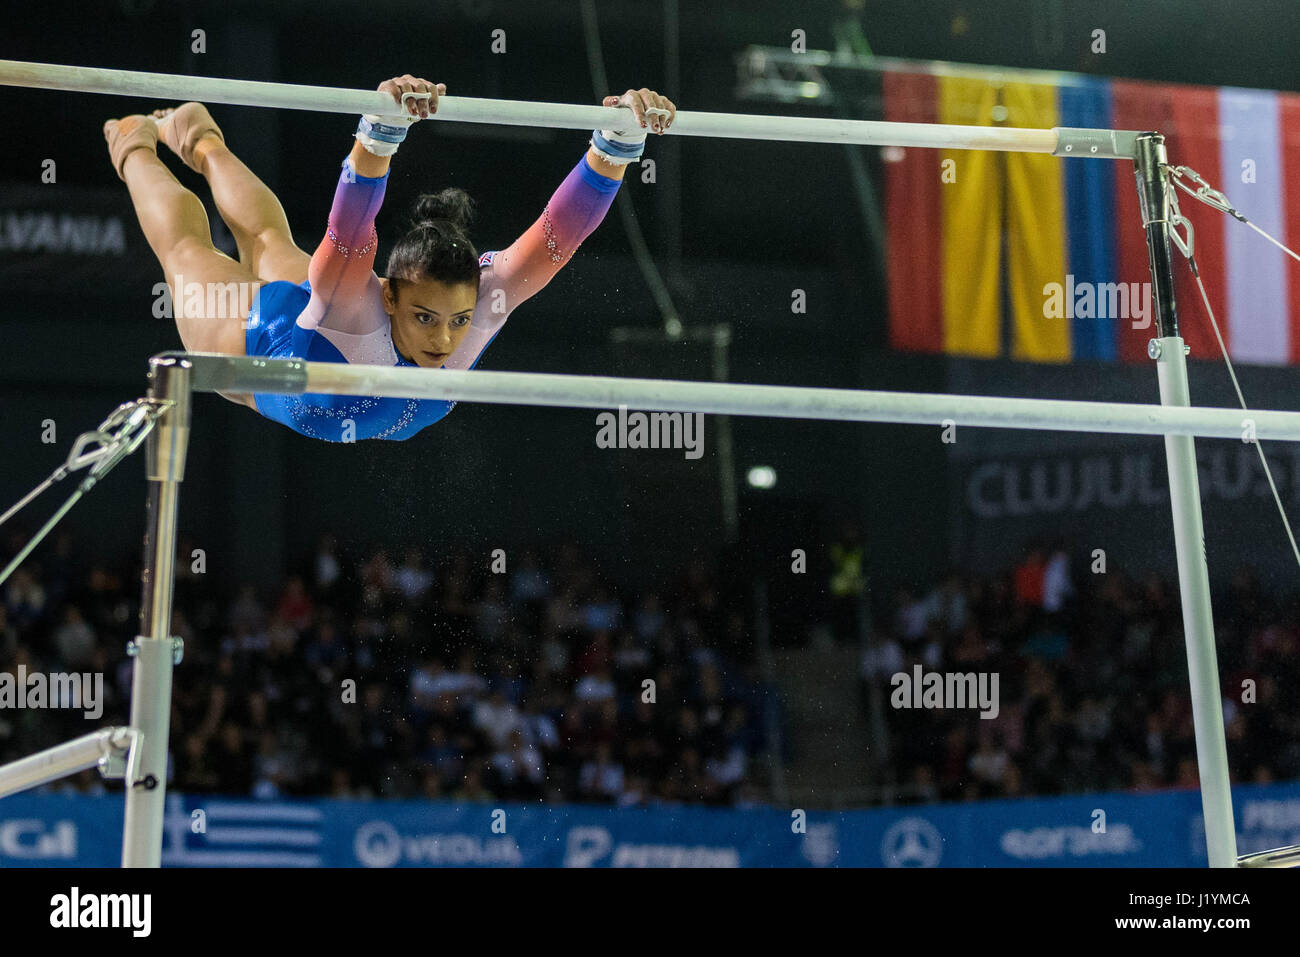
[0,59,1137,156]
[0,728,134,799]
[163,352,1300,441]
[1237,845,1300,868]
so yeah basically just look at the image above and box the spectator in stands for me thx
[275,575,314,632]
[420,724,462,784]
[474,689,522,751]
[1042,540,1074,619]
[52,605,96,669]
[313,535,342,594]
[395,548,434,602]
[177,733,221,792]
[212,721,254,794]
[4,567,46,631]
[229,583,266,633]
[894,586,928,643]
[473,578,509,642]
[491,728,545,799]
[453,759,496,803]
[924,570,968,637]
[829,521,868,643]
[631,593,666,643]
[575,630,614,677]
[578,741,624,803]
[1013,544,1047,610]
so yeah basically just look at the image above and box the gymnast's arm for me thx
[486,87,675,307]
[296,151,388,336]
[298,76,440,336]
[584,148,631,184]
[439,150,628,373]
[483,152,624,310]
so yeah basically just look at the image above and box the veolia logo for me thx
[354,820,402,868]
[353,819,524,866]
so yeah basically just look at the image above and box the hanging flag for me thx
[883,70,945,354]
[1281,93,1300,363]
[1059,77,1118,361]
[1219,87,1287,364]
[937,74,1002,358]
[1003,80,1070,362]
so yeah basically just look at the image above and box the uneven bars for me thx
[0,728,134,799]
[0,59,1138,157]
[166,352,1300,441]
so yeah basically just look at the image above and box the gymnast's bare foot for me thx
[152,102,226,175]
[102,115,160,182]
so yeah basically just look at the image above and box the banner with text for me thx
[3,782,1299,866]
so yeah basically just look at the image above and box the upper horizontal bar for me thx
[158,352,1300,441]
[0,59,1138,158]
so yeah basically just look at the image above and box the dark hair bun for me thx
[411,188,475,232]
[386,187,481,288]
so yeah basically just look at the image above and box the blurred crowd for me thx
[0,532,772,806]
[5,529,1298,809]
[865,542,1300,803]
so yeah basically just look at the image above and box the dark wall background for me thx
[2,0,1299,611]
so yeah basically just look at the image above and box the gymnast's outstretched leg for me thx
[151,103,310,285]
[103,114,259,406]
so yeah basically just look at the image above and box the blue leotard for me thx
[245,275,461,441]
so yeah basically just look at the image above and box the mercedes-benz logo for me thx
[881,817,943,867]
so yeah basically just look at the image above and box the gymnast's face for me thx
[382,276,477,368]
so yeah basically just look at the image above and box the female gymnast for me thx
[102,73,676,441]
